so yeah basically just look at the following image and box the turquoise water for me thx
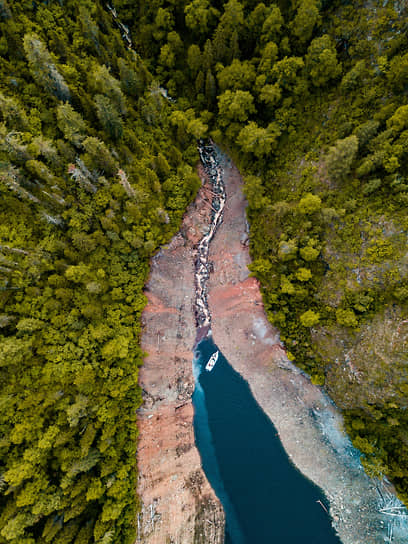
[193,337,342,544]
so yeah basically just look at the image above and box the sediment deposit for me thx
[137,144,408,544]
[137,164,225,544]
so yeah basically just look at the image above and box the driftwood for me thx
[175,401,189,410]
[316,499,329,514]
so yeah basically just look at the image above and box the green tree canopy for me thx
[290,0,321,44]
[57,103,88,147]
[218,89,256,125]
[217,59,256,92]
[300,309,320,327]
[326,135,359,182]
[305,35,342,87]
[237,121,281,157]
[185,0,219,36]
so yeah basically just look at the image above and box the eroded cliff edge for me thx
[137,172,224,544]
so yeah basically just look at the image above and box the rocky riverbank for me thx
[137,144,408,544]
[206,147,408,544]
[137,162,225,544]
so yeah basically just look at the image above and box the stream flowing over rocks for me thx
[137,142,408,544]
[136,144,226,544]
[194,142,226,339]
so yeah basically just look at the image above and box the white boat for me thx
[205,350,219,371]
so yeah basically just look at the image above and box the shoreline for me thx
[206,146,407,544]
[137,145,407,543]
[136,166,225,544]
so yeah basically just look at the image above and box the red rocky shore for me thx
[137,146,403,544]
[136,168,224,544]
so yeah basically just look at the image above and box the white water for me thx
[194,143,226,330]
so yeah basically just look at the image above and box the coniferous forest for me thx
[1,0,408,542]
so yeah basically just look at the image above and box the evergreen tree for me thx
[23,33,71,101]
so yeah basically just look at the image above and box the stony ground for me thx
[137,175,225,544]
[207,148,407,544]
[137,148,407,544]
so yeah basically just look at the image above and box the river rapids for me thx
[194,141,226,337]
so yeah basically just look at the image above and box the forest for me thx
[1,0,408,542]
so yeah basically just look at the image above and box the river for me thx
[193,338,342,543]
[138,141,406,544]
[192,143,342,543]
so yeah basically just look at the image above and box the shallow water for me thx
[193,337,342,544]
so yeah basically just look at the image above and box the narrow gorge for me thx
[138,144,408,543]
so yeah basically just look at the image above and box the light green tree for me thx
[218,90,255,125]
[0,92,28,130]
[57,103,87,147]
[326,135,359,182]
[258,42,279,74]
[305,35,342,87]
[387,52,408,91]
[159,43,176,69]
[387,105,408,133]
[243,175,268,209]
[237,121,281,157]
[259,83,281,107]
[336,308,358,327]
[187,44,202,76]
[298,193,322,214]
[101,336,129,360]
[217,59,256,92]
[291,0,321,44]
[271,56,305,91]
[278,238,298,261]
[296,267,312,281]
[281,275,296,294]
[300,309,320,327]
[300,245,320,261]
[261,6,284,43]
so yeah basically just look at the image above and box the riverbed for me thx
[137,143,408,544]
[194,337,342,544]
[191,145,341,542]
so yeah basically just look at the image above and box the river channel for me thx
[192,143,342,543]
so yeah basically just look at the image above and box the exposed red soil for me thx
[136,177,224,544]
[137,148,396,544]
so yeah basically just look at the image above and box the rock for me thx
[240,232,249,246]
[206,148,395,544]
[138,168,225,544]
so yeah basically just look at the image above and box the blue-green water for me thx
[193,337,342,544]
